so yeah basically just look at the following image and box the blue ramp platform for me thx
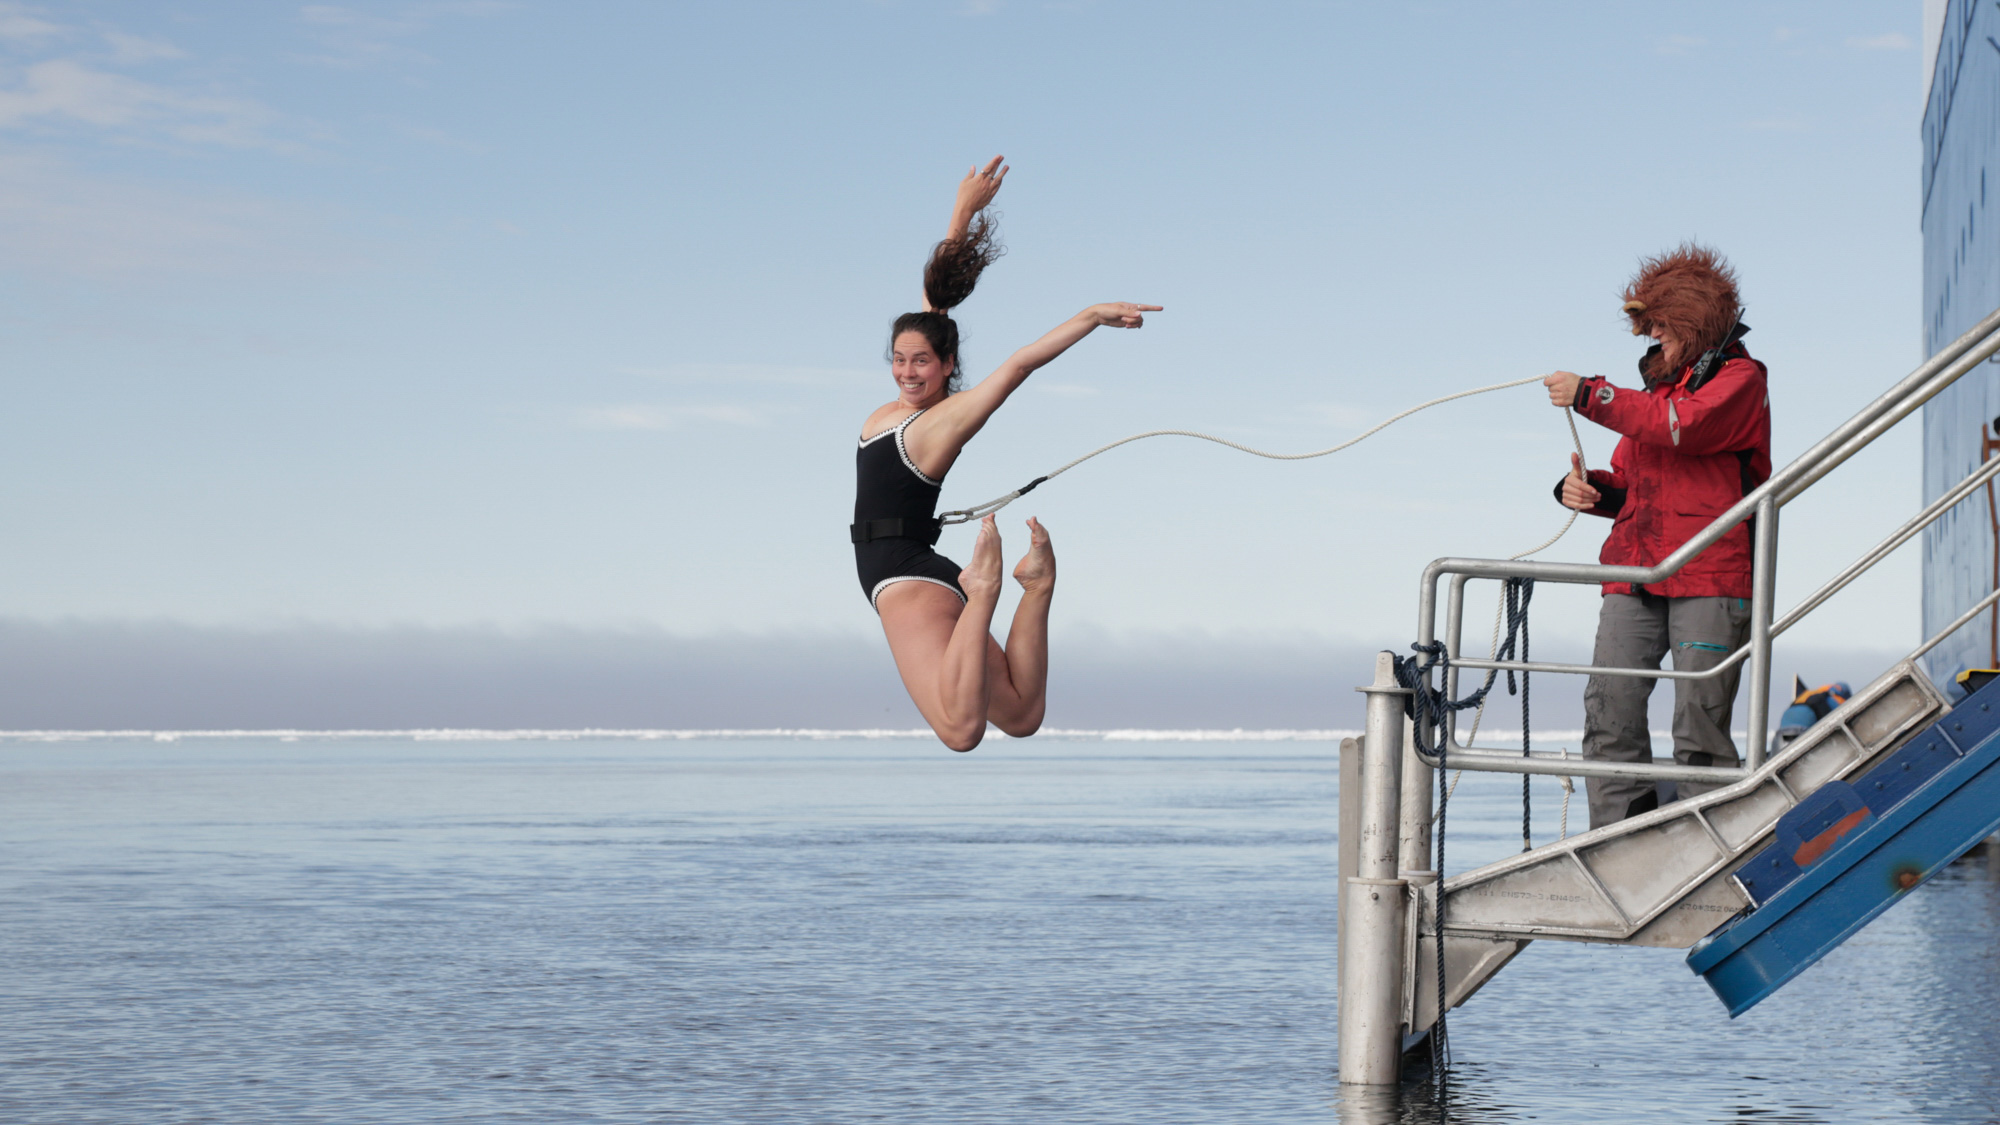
[1687,670,2000,1016]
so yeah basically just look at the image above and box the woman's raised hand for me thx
[1543,370,1584,408]
[1087,302,1164,328]
[954,156,1008,223]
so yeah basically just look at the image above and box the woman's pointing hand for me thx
[1088,302,1164,328]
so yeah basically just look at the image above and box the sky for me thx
[0,2,1943,726]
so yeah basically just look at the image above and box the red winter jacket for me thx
[1559,342,1770,598]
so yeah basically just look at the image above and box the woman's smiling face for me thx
[890,330,953,406]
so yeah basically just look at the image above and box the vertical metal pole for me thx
[1398,714,1432,876]
[1982,422,2000,666]
[1338,652,1412,1085]
[1745,496,1778,771]
[1337,735,1361,988]
[1443,575,1468,734]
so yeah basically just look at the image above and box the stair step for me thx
[1686,673,2000,1016]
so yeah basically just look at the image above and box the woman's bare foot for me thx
[1012,517,1055,593]
[959,515,1004,601]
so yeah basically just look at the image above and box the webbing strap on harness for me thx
[849,517,942,546]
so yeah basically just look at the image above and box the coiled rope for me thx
[938,374,1582,527]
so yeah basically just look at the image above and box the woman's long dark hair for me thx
[889,215,1003,394]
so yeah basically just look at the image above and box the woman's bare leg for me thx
[986,517,1054,737]
[875,516,1005,751]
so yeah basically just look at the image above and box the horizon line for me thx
[0,727,1701,744]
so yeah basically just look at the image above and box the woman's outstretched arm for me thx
[908,303,1162,468]
[923,157,1007,311]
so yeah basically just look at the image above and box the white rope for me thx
[934,370,1598,836]
[1504,407,1587,559]
[938,373,1554,525]
[1438,405,1588,824]
[1558,749,1574,840]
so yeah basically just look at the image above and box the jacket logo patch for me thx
[1597,385,1615,405]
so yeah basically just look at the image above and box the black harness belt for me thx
[851,517,941,546]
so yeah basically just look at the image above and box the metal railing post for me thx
[1398,714,1433,876]
[1336,735,1361,1006]
[1744,496,1777,770]
[1338,652,1412,1085]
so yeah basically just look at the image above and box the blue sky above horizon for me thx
[0,1,1937,656]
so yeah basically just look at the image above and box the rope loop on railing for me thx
[1396,576,1535,756]
[1394,574,1535,1087]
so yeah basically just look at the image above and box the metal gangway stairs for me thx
[1334,307,2000,1085]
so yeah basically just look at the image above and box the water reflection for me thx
[1330,1081,1409,1124]
[1331,1068,1532,1124]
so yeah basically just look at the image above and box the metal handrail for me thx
[1417,306,2000,633]
[1433,558,2000,774]
[1447,450,2000,682]
[1912,585,2000,662]
[1408,304,2000,782]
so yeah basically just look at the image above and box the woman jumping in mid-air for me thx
[852,157,1160,751]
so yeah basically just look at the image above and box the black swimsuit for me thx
[852,408,966,610]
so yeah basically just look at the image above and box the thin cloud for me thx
[1846,32,1912,51]
[1657,34,1707,56]
[0,7,298,152]
[1033,382,1099,398]
[0,617,1421,730]
[0,152,365,277]
[612,362,872,388]
[298,4,430,68]
[298,2,518,69]
[0,58,292,151]
[299,4,418,31]
[574,404,765,431]
[394,119,485,153]
[0,2,60,42]
[1305,401,1374,428]
[102,31,186,63]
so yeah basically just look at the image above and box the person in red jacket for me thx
[1542,244,1771,827]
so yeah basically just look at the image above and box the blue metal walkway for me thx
[1687,673,2000,1016]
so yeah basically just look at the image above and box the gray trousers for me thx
[1583,592,1751,829]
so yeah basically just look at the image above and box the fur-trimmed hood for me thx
[1620,243,1741,384]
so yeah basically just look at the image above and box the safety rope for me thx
[937,374,1564,526]
[1431,734,1451,1086]
[1394,575,1537,1086]
[1559,749,1573,840]
[1439,406,1586,824]
[1417,880,1449,1091]
[1394,398,1585,1087]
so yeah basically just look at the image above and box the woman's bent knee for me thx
[939,723,986,752]
[995,715,1042,739]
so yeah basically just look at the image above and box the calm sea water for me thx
[2,735,1996,1124]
